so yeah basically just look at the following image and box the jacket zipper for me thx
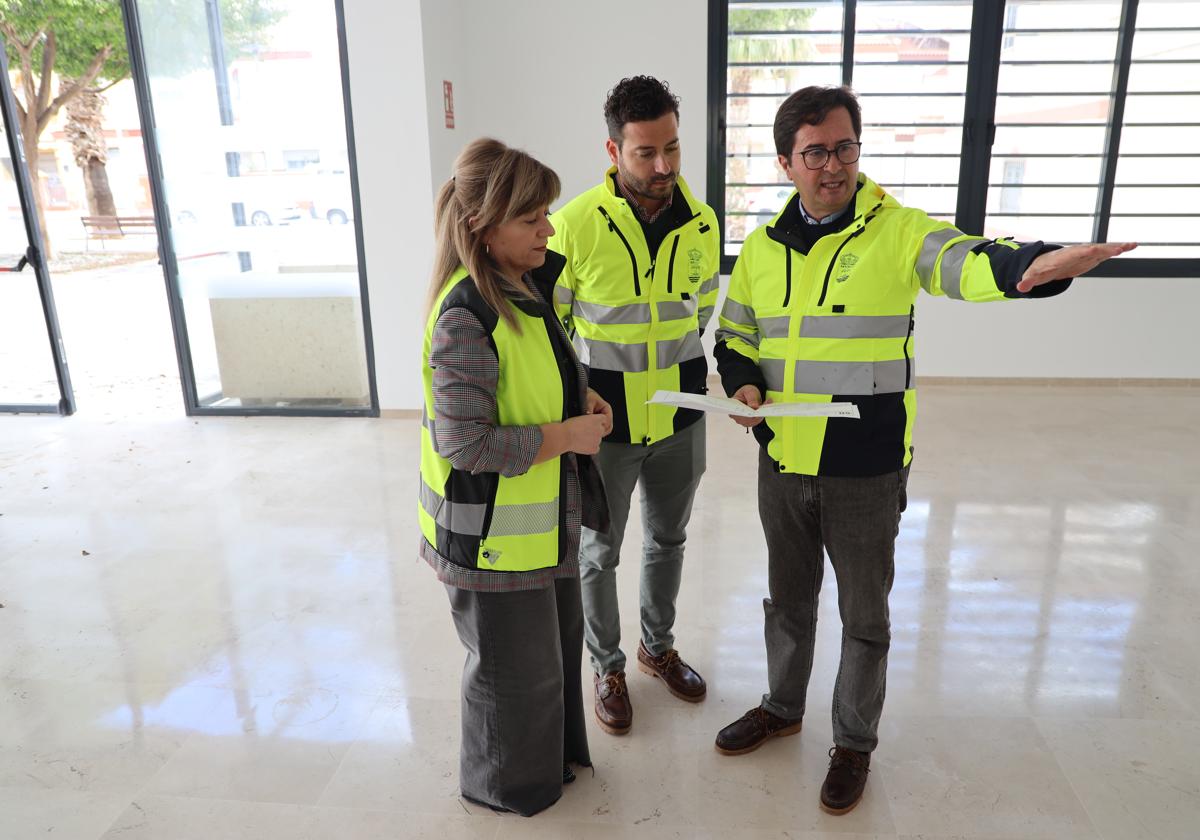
[597,206,640,296]
[478,472,500,553]
[782,243,792,307]
[817,226,866,307]
[903,304,914,389]
[666,234,680,293]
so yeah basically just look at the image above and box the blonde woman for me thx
[418,138,612,815]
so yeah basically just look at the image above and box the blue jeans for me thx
[757,448,908,753]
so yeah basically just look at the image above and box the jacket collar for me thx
[601,165,701,226]
[765,173,893,251]
[514,249,566,317]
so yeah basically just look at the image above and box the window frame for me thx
[707,0,1200,278]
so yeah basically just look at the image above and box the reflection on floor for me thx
[1,383,1198,840]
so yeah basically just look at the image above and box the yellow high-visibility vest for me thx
[419,262,566,572]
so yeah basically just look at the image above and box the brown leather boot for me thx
[714,706,802,755]
[819,745,871,814]
[593,671,632,735]
[636,642,706,702]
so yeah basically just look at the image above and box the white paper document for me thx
[647,390,860,419]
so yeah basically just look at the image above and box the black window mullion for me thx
[842,0,857,87]
[708,0,732,274]
[955,0,1006,235]
[1093,0,1140,243]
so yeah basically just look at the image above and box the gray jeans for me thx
[445,577,591,816]
[758,448,908,753]
[580,417,706,675]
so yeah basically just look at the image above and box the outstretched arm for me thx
[1016,242,1137,293]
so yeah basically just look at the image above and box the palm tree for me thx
[1,0,279,256]
[725,7,816,241]
[63,78,117,218]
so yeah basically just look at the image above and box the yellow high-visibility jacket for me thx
[715,173,1070,477]
[550,168,720,446]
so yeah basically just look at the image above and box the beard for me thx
[618,164,676,204]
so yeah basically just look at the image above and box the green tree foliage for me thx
[728,7,816,65]
[0,0,279,251]
[724,7,816,241]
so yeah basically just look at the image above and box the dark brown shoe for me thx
[819,745,871,814]
[593,671,631,735]
[714,706,802,755]
[636,642,706,702]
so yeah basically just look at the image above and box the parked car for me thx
[302,175,355,225]
[173,202,301,227]
[169,170,357,231]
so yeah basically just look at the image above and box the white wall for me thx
[349,0,710,409]
[420,0,469,196]
[342,0,434,410]
[453,0,709,211]
[917,276,1200,379]
[345,2,1196,411]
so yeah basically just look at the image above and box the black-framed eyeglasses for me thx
[794,142,862,170]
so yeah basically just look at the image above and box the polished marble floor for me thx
[2,384,1198,839]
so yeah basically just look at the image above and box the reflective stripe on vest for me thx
[576,336,649,370]
[761,357,911,395]
[721,299,756,327]
[799,314,911,339]
[420,478,486,536]
[917,229,982,300]
[916,228,960,293]
[487,499,559,537]
[657,299,696,321]
[576,333,704,371]
[574,298,696,326]
[575,299,650,325]
[714,324,760,349]
[655,332,704,368]
[759,315,790,340]
[937,240,978,300]
[420,481,561,540]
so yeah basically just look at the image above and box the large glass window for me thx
[0,109,72,412]
[725,1,844,253]
[711,0,1199,276]
[853,0,973,222]
[131,0,373,412]
[0,138,59,406]
[1106,0,1200,259]
[985,2,1123,244]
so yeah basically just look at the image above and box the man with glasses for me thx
[711,85,1133,815]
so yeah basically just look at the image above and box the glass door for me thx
[0,45,74,415]
[121,0,376,415]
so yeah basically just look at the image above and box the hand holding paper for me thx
[731,384,765,428]
[648,390,860,419]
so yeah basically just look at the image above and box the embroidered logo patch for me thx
[835,252,859,283]
[688,248,703,283]
[480,547,502,566]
